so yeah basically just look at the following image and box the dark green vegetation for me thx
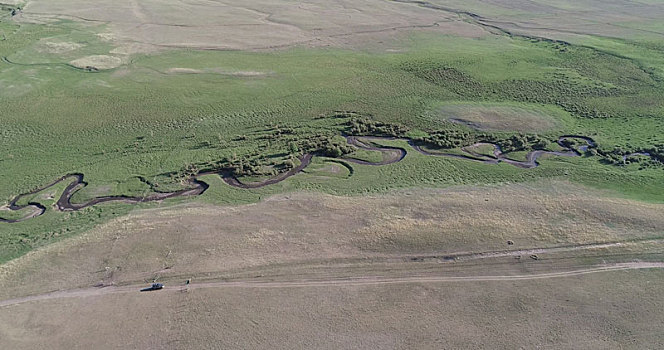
[1,12,664,262]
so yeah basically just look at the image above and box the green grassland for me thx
[344,148,386,164]
[1,14,664,263]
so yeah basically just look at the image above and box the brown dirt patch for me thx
[165,68,270,76]
[69,55,123,70]
[442,104,561,132]
[38,41,83,54]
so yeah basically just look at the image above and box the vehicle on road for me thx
[140,283,164,292]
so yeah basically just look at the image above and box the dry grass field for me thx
[1,181,663,349]
[17,0,482,52]
[2,269,663,349]
[16,0,664,54]
[404,0,664,42]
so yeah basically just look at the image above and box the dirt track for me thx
[399,238,664,263]
[3,237,662,307]
[1,262,661,308]
[0,134,598,223]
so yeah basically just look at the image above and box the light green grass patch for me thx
[301,158,352,180]
[504,151,529,162]
[464,143,496,158]
[344,148,385,163]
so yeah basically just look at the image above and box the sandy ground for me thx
[1,181,663,348]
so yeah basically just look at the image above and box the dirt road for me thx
[1,262,661,308]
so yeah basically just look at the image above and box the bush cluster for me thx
[593,144,664,168]
[347,118,409,137]
[495,134,548,153]
[419,129,478,149]
[299,134,355,158]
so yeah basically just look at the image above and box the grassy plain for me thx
[1,2,664,347]
[1,1,663,262]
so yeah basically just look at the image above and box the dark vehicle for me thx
[140,283,164,292]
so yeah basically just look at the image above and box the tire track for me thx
[1,262,662,308]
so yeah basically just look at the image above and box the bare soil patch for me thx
[442,103,561,132]
[165,67,270,77]
[165,67,203,74]
[38,41,83,54]
[69,55,122,70]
